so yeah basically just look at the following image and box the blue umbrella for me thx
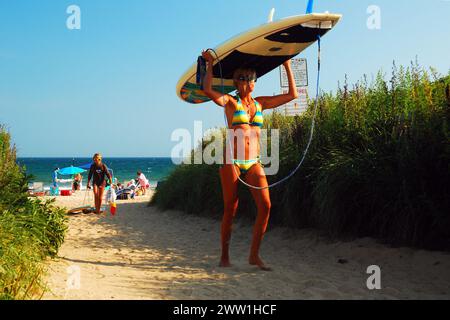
[79,162,93,170]
[57,166,86,176]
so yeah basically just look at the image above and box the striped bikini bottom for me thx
[233,158,261,174]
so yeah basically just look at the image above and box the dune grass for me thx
[0,126,67,300]
[151,62,450,250]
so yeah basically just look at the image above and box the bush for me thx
[0,126,67,300]
[0,127,29,211]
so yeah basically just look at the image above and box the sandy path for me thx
[43,190,450,300]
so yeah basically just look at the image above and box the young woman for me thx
[86,153,113,214]
[201,50,298,271]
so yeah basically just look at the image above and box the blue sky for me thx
[1,0,449,157]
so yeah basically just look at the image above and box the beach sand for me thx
[43,190,450,300]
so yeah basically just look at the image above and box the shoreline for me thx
[19,157,176,193]
[42,190,450,300]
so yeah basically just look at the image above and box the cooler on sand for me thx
[60,190,72,196]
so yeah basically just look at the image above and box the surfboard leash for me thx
[207,25,322,190]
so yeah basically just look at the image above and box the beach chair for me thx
[28,182,45,196]
[116,188,135,200]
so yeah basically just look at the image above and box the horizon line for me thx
[17,156,177,159]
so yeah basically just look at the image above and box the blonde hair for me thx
[93,153,102,160]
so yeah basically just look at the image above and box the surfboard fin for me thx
[306,0,314,14]
[268,8,275,23]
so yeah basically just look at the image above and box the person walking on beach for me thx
[201,50,298,271]
[86,153,113,214]
[137,171,149,195]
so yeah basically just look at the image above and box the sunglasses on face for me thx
[237,75,257,83]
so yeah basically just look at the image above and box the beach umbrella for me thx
[79,163,114,179]
[79,162,93,170]
[57,166,86,176]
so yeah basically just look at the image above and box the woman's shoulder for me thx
[254,96,263,104]
[254,97,266,109]
[225,94,239,111]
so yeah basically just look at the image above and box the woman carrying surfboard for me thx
[202,50,298,271]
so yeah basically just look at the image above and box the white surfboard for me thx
[177,12,342,104]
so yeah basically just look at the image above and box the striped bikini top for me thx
[231,95,264,128]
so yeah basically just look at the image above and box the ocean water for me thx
[18,157,177,189]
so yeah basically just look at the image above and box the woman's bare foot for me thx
[249,257,272,271]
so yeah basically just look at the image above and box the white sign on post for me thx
[281,87,309,116]
[280,58,308,88]
[279,58,309,116]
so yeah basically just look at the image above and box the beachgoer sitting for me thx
[72,173,82,191]
[127,179,136,189]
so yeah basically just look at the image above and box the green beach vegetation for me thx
[151,62,450,250]
[0,126,67,300]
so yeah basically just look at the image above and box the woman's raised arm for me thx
[256,59,299,110]
[202,50,231,107]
